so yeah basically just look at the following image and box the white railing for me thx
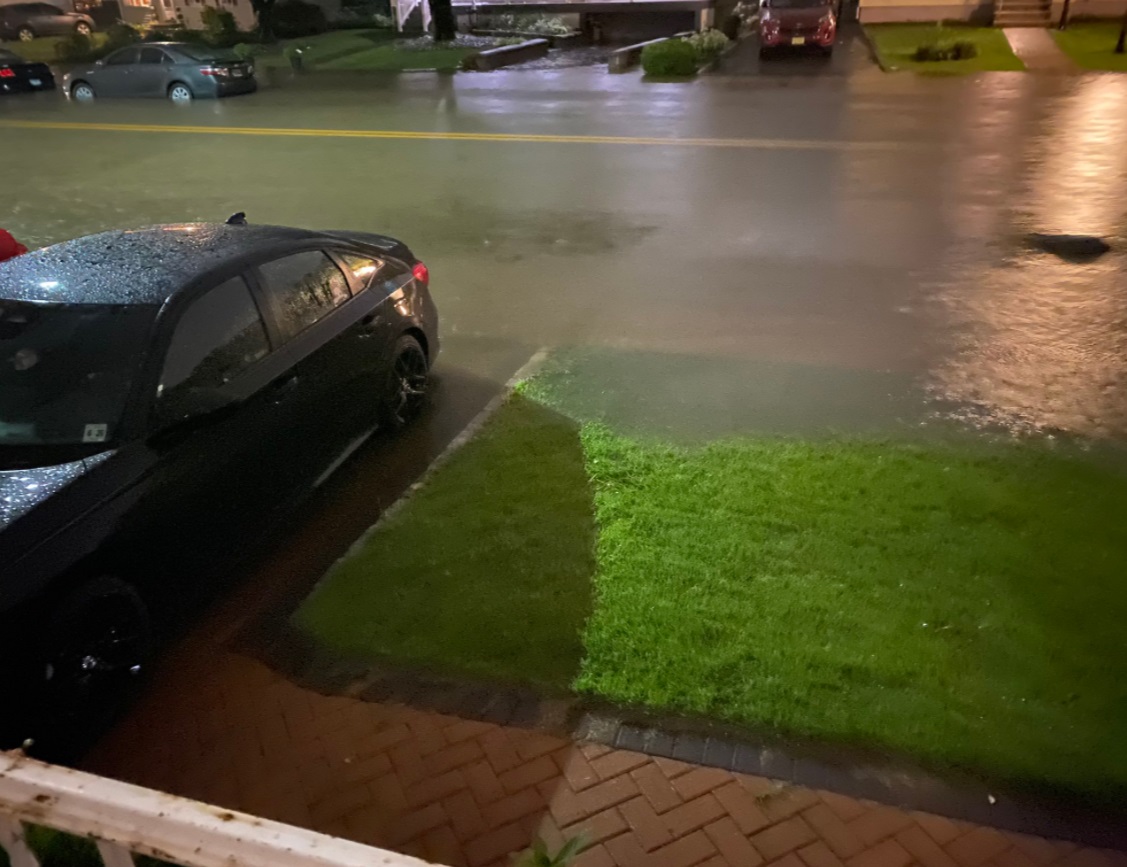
[0,751,438,867]
[392,0,433,32]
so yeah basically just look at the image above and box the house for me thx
[857,0,1126,23]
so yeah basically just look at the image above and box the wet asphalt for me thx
[3,61,1126,444]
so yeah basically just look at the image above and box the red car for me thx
[759,0,837,57]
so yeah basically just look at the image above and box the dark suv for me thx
[0,3,94,41]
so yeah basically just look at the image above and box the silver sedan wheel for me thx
[17,27,34,41]
[168,83,192,103]
[71,82,95,102]
[75,21,91,35]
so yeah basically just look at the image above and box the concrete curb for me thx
[463,38,550,71]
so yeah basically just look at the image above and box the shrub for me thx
[54,32,95,62]
[105,22,140,46]
[372,12,394,28]
[483,12,571,34]
[912,38,978,61]
[232,41,262,59]
[273,0,328,37]
[641,38,698,75]
[685,28,730,61]
[201,5,239,44]
[146,26,207,43]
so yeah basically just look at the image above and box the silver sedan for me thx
[64,42,256,103]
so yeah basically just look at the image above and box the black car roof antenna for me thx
[226,212,248,226]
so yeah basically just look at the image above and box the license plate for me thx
[29,78,41,86]
[232,69,245,77]
[791,36,805,45]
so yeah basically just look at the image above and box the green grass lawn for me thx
[0,826,176,867]
[295,355,1127,802]
[250,29,396,69]
[0,34,107,63]
[1052,21,1127,70]
[865,24,1025,72]
[297,394,595,690]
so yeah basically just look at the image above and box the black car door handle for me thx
[268,374,299,401]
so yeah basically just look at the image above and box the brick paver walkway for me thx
[83,633,1126,867]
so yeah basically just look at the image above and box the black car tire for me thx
[32,576,152,758]
[75,21,92,35]
[17,26,34,41]
[71,81,95,101]
[168,81,193,103]
[378,333,429,432]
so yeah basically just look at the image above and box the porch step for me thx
[994,0,1051,26]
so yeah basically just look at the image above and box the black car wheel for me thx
[34,576,151,756]
[379,334,428,431]
[71,81,95,102]
[17,26,34,41]
[75,21,91,35]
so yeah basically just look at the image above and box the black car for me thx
[0,47,55,95]
[0,2,94,41]
[0,220,438,752]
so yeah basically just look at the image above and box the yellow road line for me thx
[0,119,904,151]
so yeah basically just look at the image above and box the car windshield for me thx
[0,300,155,450]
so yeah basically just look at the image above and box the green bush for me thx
[105,22,140,46]
[685,28,730,61]
[641,37,698,76]
[912,38,978,61]
[484,12,571,34]
[233,41,262,59]
[146,26,207,43]
[273,0,329,37]
[54,31,95,62]
[201,5,239,44]
[0,826,178,867]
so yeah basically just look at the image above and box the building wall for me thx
[858,0,992,22]
[172,0,257,29]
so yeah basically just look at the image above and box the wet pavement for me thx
[2,66,1126,447]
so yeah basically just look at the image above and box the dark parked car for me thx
[0,2,94,41]
[758,0,837,57]
[0,47,55,94]
[64,42,256,103]
[0,219,438,754]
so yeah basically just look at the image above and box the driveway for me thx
[715,24,879,77]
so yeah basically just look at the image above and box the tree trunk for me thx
[1116,6,1127,53]
[429,0,456,41]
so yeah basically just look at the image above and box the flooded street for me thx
[1,67,1126,443]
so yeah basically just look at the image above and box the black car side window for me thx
[158,276,269,414]
[339,253,407,296]
[259,251,351,341]
[138,47,167,65]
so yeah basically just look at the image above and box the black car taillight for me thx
[412,262,429,287]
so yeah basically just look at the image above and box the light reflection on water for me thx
[927,75,1127,441]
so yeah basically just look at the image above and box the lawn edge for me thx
[301,346,551,609]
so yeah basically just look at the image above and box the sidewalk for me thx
[1004,29,1078,72]
[83,632,1126,867]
